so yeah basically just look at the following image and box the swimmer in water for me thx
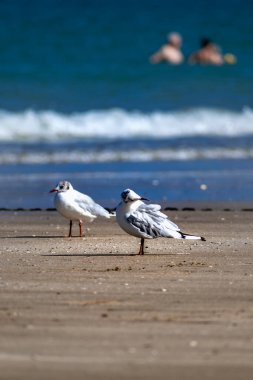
[149,32,184,65]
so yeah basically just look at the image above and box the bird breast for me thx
[54,193,94,221]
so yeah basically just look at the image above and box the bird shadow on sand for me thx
[42,253,138,257]
[41,252,174,257]
[0,235,66,239]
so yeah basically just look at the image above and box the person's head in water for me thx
[167,32,182,48]
[200,37,212,48]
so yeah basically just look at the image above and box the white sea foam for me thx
[0,107,253,141]
[1,147,253,164]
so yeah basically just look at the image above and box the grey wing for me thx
[138,203,180,231]
[89,202,110,218]
[126,214,161,238]
[74,190,110,218]
[126,203,178,239]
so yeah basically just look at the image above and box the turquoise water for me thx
[0,0,253,207]
[0,0,252,111]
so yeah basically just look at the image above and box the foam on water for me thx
[0,107,253,142]
[1,147,253,164]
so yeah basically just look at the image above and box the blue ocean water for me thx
[0,0,253,208]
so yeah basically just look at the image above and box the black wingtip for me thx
[201,237,206,241]
[105,207,116,214]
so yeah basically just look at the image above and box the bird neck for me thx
[123,199,143,213]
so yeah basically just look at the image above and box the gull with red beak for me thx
[50,181,111,237]
[116,189,205,255]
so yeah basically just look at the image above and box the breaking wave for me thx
[0,107,253,141]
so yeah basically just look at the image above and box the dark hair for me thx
[200,37,212,48]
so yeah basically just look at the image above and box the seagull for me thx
[116,188,206,255]
[50,181,111,237]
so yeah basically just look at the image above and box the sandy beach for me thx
[0,209,253,379]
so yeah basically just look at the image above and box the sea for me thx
[0,0,253,209]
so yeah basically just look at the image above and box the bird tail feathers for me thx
[180,232,206,241]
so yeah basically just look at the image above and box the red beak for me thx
[49,188,57,193]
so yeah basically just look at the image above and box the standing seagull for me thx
[116,189,205,255]
[50,181,111,237]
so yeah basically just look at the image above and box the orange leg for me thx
[79,220,83,237]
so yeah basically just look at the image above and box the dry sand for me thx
[0,210,253,379]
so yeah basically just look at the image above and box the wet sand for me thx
[0,210,253,379]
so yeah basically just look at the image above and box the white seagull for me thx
[50,180,111,237]
[116,188,206,255]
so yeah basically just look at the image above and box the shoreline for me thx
[1,200,253,212]
[1,210,253,379]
